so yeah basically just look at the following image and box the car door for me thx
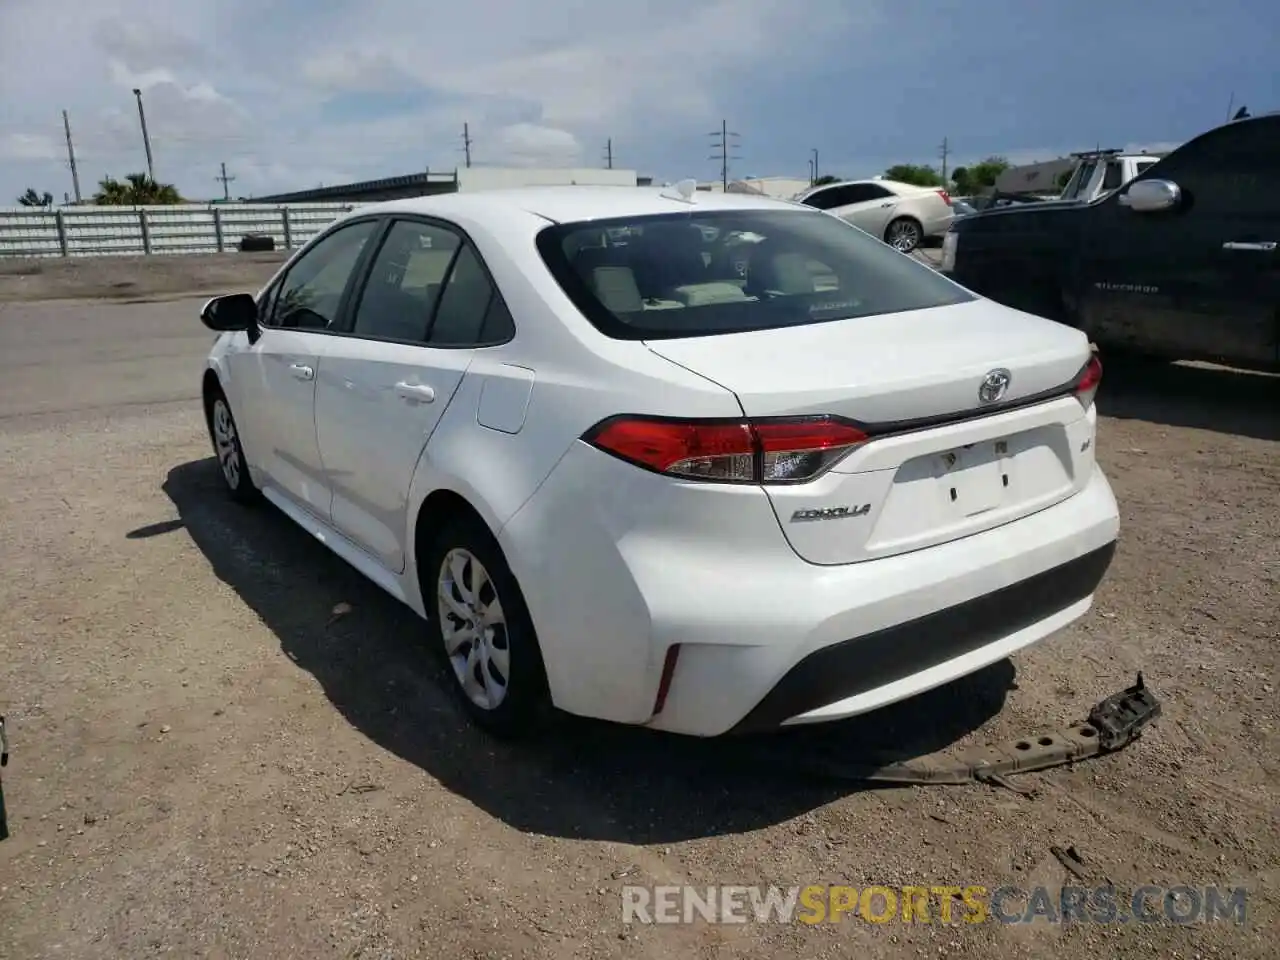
[314,217,515,573]
[229,217,380,519]
[1074,116,1280,368]
[835,183,901,237]
[815,183,892,236]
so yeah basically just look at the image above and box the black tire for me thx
[204,386,261,504]
[238,233,275,252]
[422,514,550,738]
[885,217,923,254]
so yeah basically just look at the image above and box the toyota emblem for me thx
[978,368,1011,404]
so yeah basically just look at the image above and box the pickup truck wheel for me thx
[885,217,922,253]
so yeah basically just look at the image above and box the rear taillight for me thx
[584,415,869,484]
[937,189,952,206]
[1074,354,1103,409]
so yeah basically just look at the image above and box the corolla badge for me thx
[978,368,1011,404]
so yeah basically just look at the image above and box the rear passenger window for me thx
[478,295,516,344]
[428,245,513,346]
[351,220,460,342]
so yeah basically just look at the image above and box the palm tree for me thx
[17,188,53,207]
[92,173,184,205]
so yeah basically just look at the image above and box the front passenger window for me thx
[269,220,378,330]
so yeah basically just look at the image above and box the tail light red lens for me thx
[1074,353,1103,409]
[584,416,869,484]
[937,189,952,206]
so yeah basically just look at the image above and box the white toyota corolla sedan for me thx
[199,183,1119,738]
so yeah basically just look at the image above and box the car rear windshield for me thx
[534,208,974,340]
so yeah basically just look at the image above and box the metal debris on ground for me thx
[1050,844,1089,880]
[1,715,9,841]
[802,674,1161,792]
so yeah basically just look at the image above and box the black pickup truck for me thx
[940,113,1280,373]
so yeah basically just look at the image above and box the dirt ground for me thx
[0,251,289,303]
[0,254,1276,959]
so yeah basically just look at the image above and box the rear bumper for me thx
[729,539,1114,733]
[920,211,955,238]
[500,445,1119,738]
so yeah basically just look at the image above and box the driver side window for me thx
[263,220,379,330]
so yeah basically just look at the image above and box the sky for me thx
[1,0,1277,203]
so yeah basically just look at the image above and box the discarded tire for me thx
[238,234,275,252]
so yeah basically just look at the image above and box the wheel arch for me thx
[201,366,223,412]
[403,469,511,619]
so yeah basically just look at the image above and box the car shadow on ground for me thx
[153,457,1017,844]
[1096,358,1278,442]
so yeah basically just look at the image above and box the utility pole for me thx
[461,122,473,168]
[62,109,82,204]
[132,88,155,181]
[811,148,819,183]
[708,120,741,192]
[603,138,613,169]
[215,162,236,201]
[938,136,950,185]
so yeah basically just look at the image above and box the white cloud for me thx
[493,124,583,168]
[0,0,861,200]
[0,133,60,162]
[301,50,416,95]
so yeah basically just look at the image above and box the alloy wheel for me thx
[888,220,921,253]
[438,548,510,710]
[212,398,241,489]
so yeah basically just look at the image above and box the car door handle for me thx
[1222,241,1276,251]
[880,202,895,208]
[394,382,436,403]
[289,363,315,381]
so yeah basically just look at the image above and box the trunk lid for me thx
[644,299,1098,564]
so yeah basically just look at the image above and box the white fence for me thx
[0,203,360,259]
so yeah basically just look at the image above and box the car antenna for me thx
[659,178,699,204]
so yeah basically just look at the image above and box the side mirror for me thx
[200,293,259,333]
[1118,179,1181,213]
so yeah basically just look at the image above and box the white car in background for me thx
[794,178,955,253]
[199,184,1118,739]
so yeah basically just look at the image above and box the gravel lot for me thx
[0,256,1275,959]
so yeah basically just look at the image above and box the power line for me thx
[708,120,741,191]
[215,161,236,200]
[62,110,82,204]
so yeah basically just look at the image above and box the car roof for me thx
[341,186,808,227]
